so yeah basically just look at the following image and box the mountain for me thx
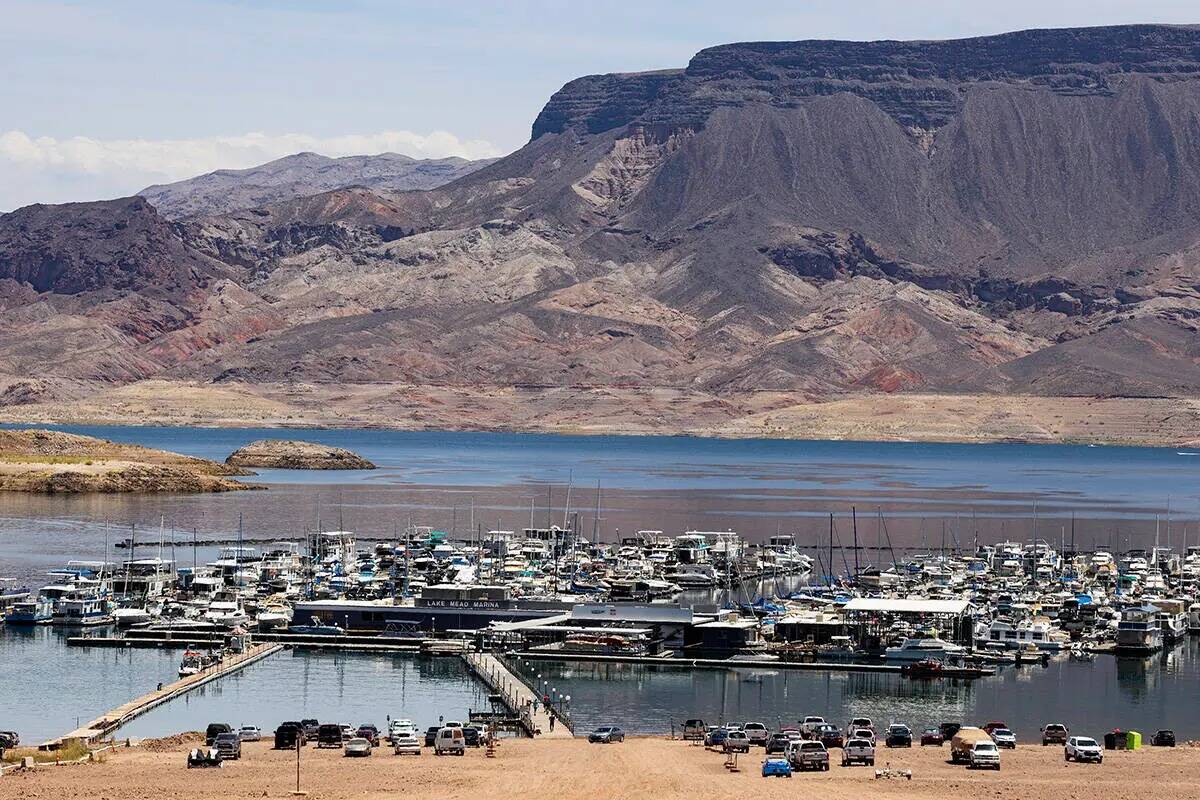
[139,152,494,220]
[2,24,1200,443]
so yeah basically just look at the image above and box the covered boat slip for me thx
[841,598,974,645]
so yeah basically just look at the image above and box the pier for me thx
[44,642,282,749]
[461,651,572,738]
[516,650,994,678]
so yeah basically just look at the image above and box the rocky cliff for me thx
[226,439,376,470]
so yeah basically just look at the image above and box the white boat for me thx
[113,607,153,628]
[979,617,1069,651]
[884,637,967,662]
[1188,602,1200,634]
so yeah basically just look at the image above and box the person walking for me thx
[549,712,556,732]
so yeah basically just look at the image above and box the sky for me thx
[1,0,1198,210]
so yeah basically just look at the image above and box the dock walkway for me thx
[45,642,282,748]
[462,652,572,738]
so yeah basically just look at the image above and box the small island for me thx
[0,429,258,493]
[225,439,377,470]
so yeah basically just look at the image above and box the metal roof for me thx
[842,598,970,615]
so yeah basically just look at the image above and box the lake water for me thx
[0,626,487,743]
[2,424,1199,589]
[3,425,1200,743]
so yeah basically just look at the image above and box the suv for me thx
[683,718,706,741]
[1152,730,1176,747]
[1041,723,1069,746]
[765,732,792,754]
[723,730,751,753]
[274,722,305,749]
[742,721,769,746]
[816,724,844,749]
[848,717,874,734]
[318,723,345,748]
[842,737,875,766]
[789,740,830,771]
[214,731,242,760]
[356,724,380,746]
[301,719,320,740]
[885,724,913,747]
[1065,736,1103,763]
[205,723,232,746]
[968,741,1001,770]
[424,726,442,747]
[990,728,1016,748]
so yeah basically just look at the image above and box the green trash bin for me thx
[1127,730,1142,750]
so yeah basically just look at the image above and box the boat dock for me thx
[461,652,573,738]
[66,628,427,652]
[43,642,282,749]
[516,650,994,678]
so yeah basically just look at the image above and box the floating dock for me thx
[516,650,994,678]
[461,652,573,738]
[43,642,282,749]
[66,628,427,652]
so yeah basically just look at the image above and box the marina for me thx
[3,427,1200,750]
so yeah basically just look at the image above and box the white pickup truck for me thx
[842,737,875,766]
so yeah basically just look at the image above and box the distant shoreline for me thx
[1,381,1197,449]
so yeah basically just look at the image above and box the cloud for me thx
[0,129,505,211]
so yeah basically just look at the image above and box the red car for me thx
[920,727,945,746]
[982,721,1008,735]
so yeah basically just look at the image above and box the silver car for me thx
[344,737,372,757]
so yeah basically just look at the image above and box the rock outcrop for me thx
[140,152,495,220]
[225,439,376,470]
[0,429,257,493]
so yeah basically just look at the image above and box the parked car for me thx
[842,737,874,766]
[238,725,261,742]
[920,727,944,746]
[743,721,769,746]
[762,755,793,777]
[789,740,830,771]
[300,719,320,740]
[939,722,962,740]
[1065,736,1103,763]
[434,726,466,756]
[344,737,372,757]
[982,721,1008,735]
[317,724,344,748]
[723,730,751,753]
[990,728,1017,749]
[816,724,845,749]
[800,716,827,736]
[848,717,874,734]
[213,731,242,760]
[705,727,729,748]
[766,733,792,754]
[588,725,626,744]
[424,726,441,747]
[356,724,380,746]
[205,723,232,746]
[392,731,421,755]
[1041,723,1069,746]
[274,722,305,749]
[1152,730,1176,747]
[339,724,355,742]
[463,725,483,747]
[885,724,913,748]
[683,719,706,741]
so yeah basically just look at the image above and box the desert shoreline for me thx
[6,735,1198,800]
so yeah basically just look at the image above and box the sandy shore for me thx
[6,737,1199,800]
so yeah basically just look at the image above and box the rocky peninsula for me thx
[225,439,376,470]
[0,429,256,493]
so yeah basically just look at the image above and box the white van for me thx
[434,726,466,756]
